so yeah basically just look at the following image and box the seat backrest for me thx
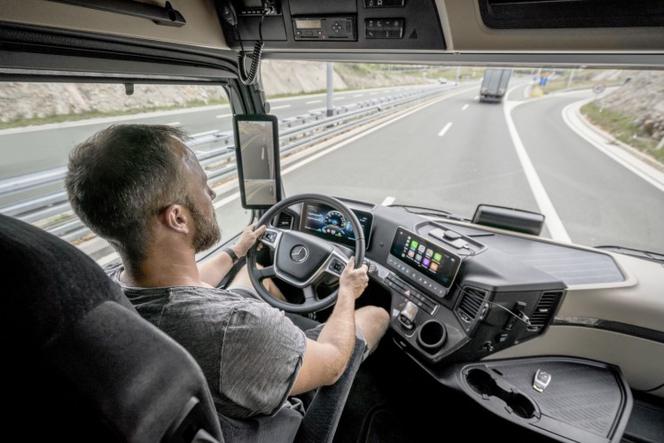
[0,214,223,442]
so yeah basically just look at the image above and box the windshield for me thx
[261,62,664,254]
[1,63,662,261]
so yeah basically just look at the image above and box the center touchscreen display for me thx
[390,228,461,288]
[302,203,372,248]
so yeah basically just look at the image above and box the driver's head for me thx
[66,124,220,269]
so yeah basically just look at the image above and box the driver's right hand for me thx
[339,257,369,300]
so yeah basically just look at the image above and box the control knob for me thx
[399,301,418,330]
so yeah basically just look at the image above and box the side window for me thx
[0,82,250,264]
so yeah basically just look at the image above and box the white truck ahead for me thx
[479,69,512,103]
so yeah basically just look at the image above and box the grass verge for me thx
[581,101,664,165]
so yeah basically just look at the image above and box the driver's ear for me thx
[160,204,191,235]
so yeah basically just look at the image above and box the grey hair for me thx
[66,124,189,265]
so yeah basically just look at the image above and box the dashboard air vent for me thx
[457,287,487,324]
[275,212,294,229]
[529,291,562,328]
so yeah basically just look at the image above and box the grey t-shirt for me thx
[110,269,307,420]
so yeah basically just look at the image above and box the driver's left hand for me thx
[233,223,267,257]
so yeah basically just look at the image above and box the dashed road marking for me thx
[438,122,453,137]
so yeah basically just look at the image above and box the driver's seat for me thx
[1,214,224,442]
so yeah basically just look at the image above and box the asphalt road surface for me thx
[0,85,427,178]
[2,79,662,255]
[281,85,664,253]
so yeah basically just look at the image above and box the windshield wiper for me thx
[390,204,470,222]
[596,245,664,264]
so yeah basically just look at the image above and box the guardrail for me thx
[0,84,453,248]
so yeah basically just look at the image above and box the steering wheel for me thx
[246,194,365,313]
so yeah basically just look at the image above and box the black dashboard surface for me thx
[281,200,626,367]
[432,222,626,286]
[289,201,626,288]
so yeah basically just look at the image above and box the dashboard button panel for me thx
[386,273,436,315]
[365,18,405,39]
[386,255,447,298]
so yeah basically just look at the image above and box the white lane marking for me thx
[353,94,364,98]
[462,104,469,111]
[213,84,480,211]
[474,95,479,100]
[191,129,219,137]
[282,85,479,176]
[562,100,664,193]
[306,100,322,104]
[503,94,571,243]
[524,85,532,99]
[270,104,291,110]
[381,196,396,206]
[216,113,232,119]
[438,122,453,137]
[166,121,181,126]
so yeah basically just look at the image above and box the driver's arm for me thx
[198,224,266,287]
[290,259,368,395]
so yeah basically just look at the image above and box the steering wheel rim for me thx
[246,193,365,313]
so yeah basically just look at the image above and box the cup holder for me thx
[416,320,447,352]
[466,368,537,419]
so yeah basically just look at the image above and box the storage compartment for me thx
[466,368,537,419]
[459,357,632,443]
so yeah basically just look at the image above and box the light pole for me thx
[326,62,334,117]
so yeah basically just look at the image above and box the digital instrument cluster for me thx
[301,203,373,248]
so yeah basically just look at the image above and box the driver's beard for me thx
[187,199,221,253]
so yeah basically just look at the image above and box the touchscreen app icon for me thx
[433,252,443,262]
[429,262,439,272]
[415,253,422,262]
[422,258,431,267]
[417,244,426,253]
[410,240,418,250]
[407,250,415,258]
[425,249,433,258]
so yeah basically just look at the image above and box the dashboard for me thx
[280,198,630,366]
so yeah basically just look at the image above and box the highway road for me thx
[281,84,664,253]
[1,77,662,257]
[0,84,428,178]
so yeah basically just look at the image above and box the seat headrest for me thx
[0,214,135,348]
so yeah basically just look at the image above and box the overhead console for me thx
[216,0,445,50]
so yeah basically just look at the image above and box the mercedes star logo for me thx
[290,245,309,263]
